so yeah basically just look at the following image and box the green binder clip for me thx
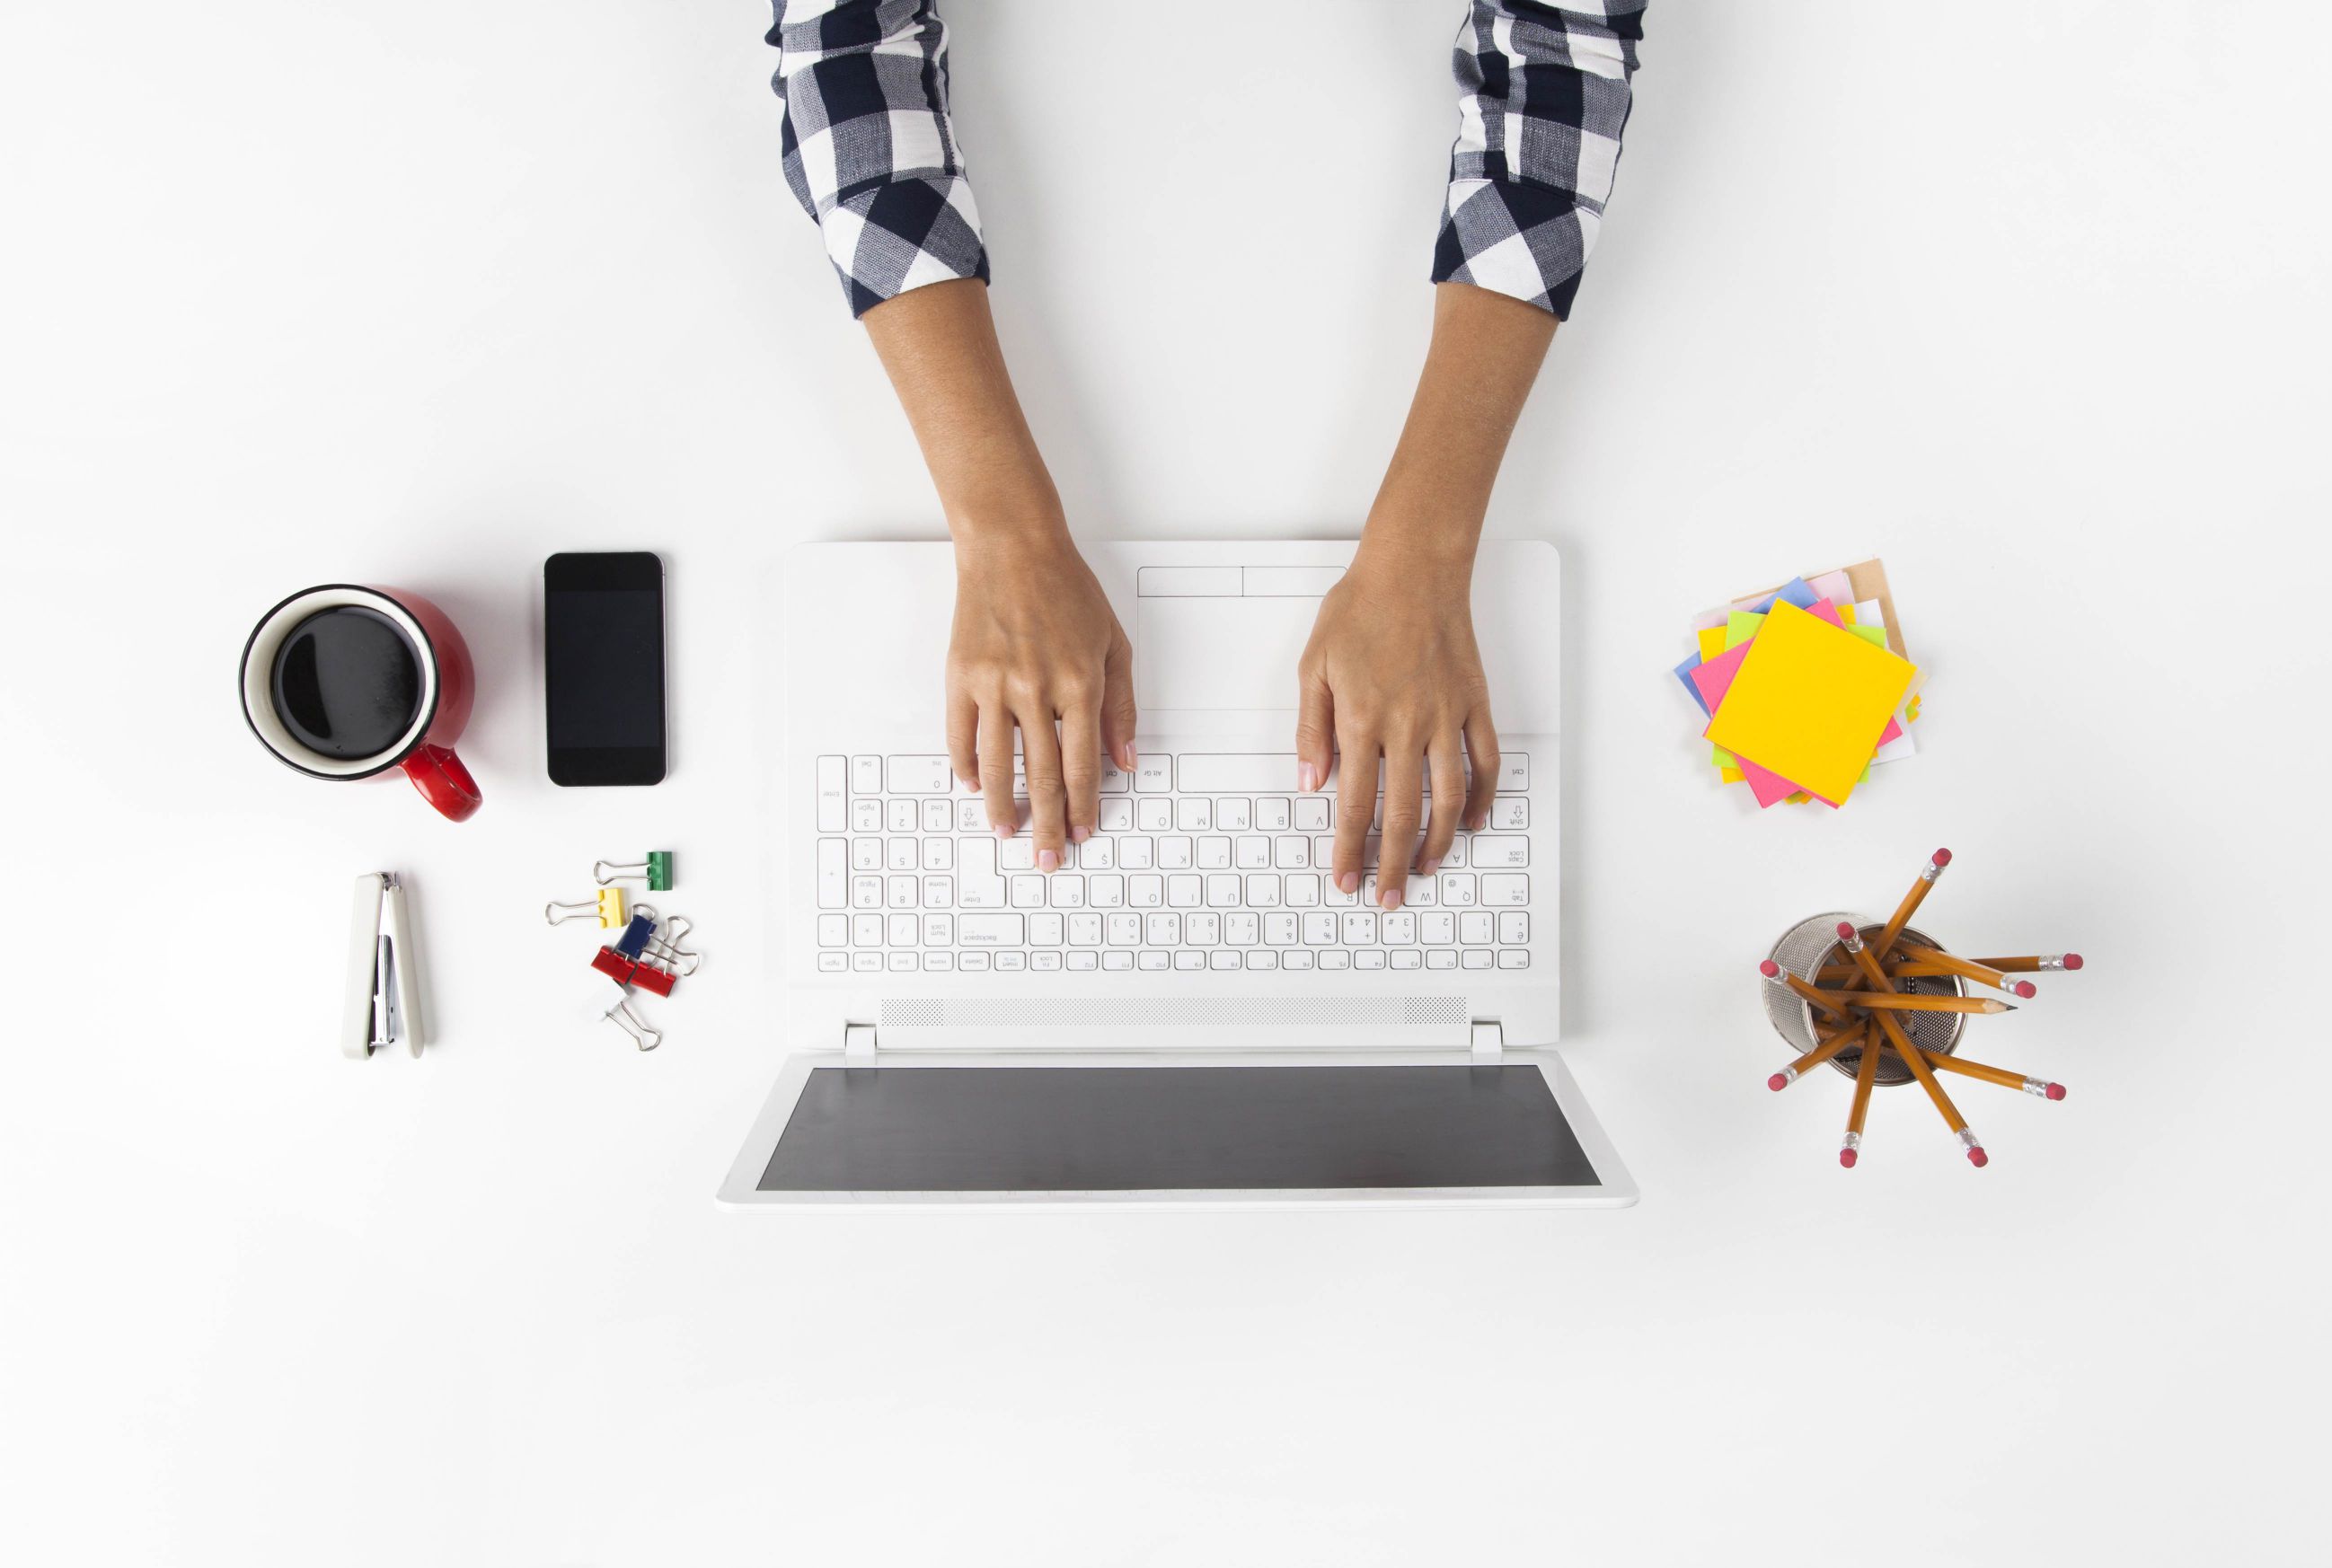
[594,851,674,892]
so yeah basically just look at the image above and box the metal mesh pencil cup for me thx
[1762,912,1965,1086]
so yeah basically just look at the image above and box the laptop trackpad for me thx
[1135,596,1317,711]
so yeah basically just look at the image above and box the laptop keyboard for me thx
[812,750,1537,976]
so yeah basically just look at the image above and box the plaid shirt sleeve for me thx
[1433,2,1645,318]
[764,0,988,318]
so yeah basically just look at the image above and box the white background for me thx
[4,3,2325,1563]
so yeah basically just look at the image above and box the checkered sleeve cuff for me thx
[766,0,990,317]
[1432,1,1644,318]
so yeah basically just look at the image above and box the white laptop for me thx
[718,541,1634,1209]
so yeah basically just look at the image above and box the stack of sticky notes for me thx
[1671,559,1925,808]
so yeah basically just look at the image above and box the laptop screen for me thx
[757,1063,1601,1193]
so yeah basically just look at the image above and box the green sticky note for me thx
[1712,744,1736,768]
[1725,612,1765,649]
[1849,622,1886,650]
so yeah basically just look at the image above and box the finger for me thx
[1060,687,1102,845]
[1294,664,1334,794]
[978,699,1019,837]
[1462,709,1500,832]
[1019,704,1068,870]
[1331,720,1376,898]
[1377,746,1426,909]
[946,678,980,790]
[1421,731,1465,875]
[1100,631,1139,774]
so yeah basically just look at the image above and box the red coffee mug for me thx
[239,584,482,822]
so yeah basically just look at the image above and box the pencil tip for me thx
[2045,1083,2066,1101]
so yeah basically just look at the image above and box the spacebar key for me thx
[958,914,1025,947]
[1176,754,1306,793]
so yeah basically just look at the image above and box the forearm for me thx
[1357,281,1557,575]
[860,278,1065,552]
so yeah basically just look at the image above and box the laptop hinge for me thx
[1470,1020,1504,1061]
[843,1024,877,1063]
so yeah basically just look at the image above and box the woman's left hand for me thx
[1294,543,1499,911]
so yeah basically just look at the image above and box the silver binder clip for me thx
[597,994,662,1052]
[346,872,427,1059]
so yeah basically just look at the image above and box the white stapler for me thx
[346,871,427,1059]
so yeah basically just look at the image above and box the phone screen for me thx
[544,552,666,786]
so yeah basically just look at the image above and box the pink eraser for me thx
[1966,1147,1989,1167]
[2011,980,2037,999]
[1839,1149,1859,1168]
[1836,921,1858,939]
[1759,959,1781,978]
[2063,954,2084,971]
[1932,848,1953,867]
[1767,1072,1789,1091]
[2045,1083,2067,1101]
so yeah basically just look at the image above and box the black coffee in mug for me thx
[268,605,425,762]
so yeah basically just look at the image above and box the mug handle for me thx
[401,744,482,822]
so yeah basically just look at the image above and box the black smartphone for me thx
[543,551,667,786]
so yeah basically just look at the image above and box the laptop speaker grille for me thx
[879,996,1463,1029]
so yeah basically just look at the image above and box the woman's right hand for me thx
[948,526,1136,869]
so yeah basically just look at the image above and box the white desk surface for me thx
[4,4,2322,1564]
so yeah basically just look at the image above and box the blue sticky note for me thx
[1748,577,1821,614]
[1674,651,1710,715]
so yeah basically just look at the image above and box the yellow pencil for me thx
[1770,1017,1868,1090]
[1873,848,1950,961]
[1841,1018,1885,1168]
[1759,959,1858,1023]
[1919,1048,2065,1100]
[1824,991,2015,1016]
[1892,939,2037,999]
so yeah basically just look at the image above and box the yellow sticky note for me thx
[1704,600,1917,805]
[1719,766,1745,784]
[1838,603,1857,626]
[1696,627,1727,663]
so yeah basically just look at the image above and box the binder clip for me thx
[632,905,702,975]
[345,872,426,1059]
[595,851,675,892]
[545,887,626,928]
[611,912,658,960]
[596,993,662,1052]
[591,945,676,998]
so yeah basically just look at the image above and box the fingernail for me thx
[1421,857,1442,876]
[1338,872,1359,894]
[1038,849,1061,873]
[993,822,1014,840]
[1298,762,1319,792]
[1382,886,1403,911]
[1070,826,1091,844]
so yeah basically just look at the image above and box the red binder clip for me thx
[590,945,676,998]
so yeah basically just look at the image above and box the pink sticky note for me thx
[1733,753,1801,808]
[1689,639,1755,712]
[1806,597,1848,630]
